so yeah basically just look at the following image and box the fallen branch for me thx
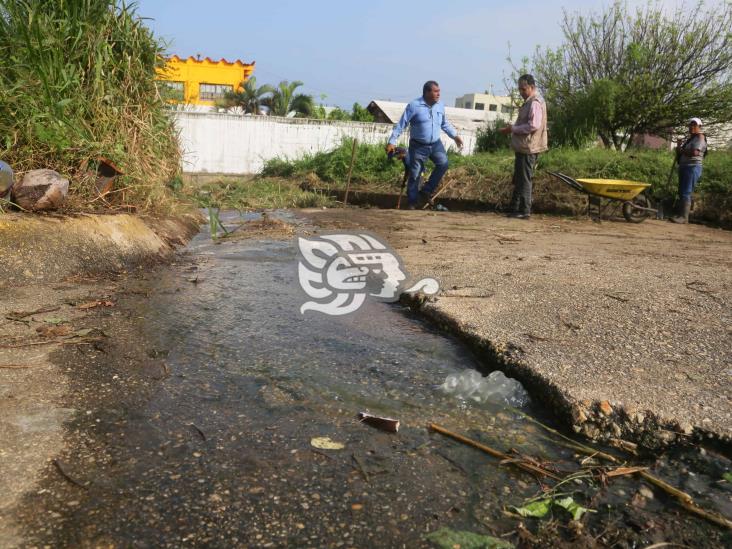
[6,306,60,320]
[606,466,648,478]
[604,293,630,303]
[428,423,561,480]
[0,340,62,349]
[514,410,732,530]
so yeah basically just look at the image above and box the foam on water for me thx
[439,369,530,408]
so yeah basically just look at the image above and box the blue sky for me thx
[137,0,698,108]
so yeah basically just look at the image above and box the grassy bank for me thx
[176,176,335,211]
[0,1,180,212]
[261,140,732,224]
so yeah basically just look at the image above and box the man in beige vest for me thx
[500,74,548,219]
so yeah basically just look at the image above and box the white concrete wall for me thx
[173,112,477,174]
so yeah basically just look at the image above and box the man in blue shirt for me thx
[386,81,463,209]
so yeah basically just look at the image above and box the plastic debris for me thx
[426,527,514,549]
[0,160,14,199]
[310,437,345,450]
[439,369,530,407]
[357,412,400,433]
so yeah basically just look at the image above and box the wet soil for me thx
[3,211,731,548]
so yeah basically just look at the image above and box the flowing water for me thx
[16,211,731,548]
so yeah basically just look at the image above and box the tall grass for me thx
[260,139,732,224]
[0,1,180,210]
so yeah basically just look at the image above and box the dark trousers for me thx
[406,139,449,205]
[509,152,538,215]
[678,164,702,200]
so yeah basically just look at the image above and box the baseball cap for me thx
[688,117,702,126]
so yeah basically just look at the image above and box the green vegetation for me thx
[475,120,511,152]
[531,1,732,149]
[264,80,314,117]
[259,139,732,223]
[321,102,375,122]
[177,177,335,211]
[217,76,274,114]
[219,79,317,118]
[0,0,180,210]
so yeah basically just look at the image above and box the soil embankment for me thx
[302,208,732,451]
[0,212,197,545]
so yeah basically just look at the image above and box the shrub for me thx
[475,120,511,152]
[0,1,180,210]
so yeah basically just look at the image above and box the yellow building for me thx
[156,55,256,106]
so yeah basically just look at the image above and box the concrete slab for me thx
[303,208,732,450]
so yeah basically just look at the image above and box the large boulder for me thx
[13,169,69,211]
[0,160,13,199]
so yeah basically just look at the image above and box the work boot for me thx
[417,191,434,209]
[670,198,691,224]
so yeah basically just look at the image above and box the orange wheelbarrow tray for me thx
[548,171,658,223]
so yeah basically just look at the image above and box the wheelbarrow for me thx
[548,172,657,223]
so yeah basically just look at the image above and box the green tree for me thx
[350,102,374,122]
[264,80,314,117]
[327,107,350,121]
[217,76,274,114]
[532,1,732,149]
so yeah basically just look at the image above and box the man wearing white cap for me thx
[671,117,707,224]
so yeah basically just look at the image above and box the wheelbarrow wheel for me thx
[622,195,652,223]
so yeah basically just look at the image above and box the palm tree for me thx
[217,76,273,114]
[264,80,314,117]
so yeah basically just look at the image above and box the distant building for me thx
[454,92,515,119]
[367,100,505,134]
[156,55,255,108]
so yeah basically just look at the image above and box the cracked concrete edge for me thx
[0,212,201,283]
[402,293,731,455]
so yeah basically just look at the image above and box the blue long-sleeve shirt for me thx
[388,97,458,145]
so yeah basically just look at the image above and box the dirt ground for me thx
[302,208,732,450]
[0,213,197,545]
[1,209,730,547]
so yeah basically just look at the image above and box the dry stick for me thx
[422,178,457,210]
[343,138,358,206]
[6,306,61,319]
[352,454,370,482]
[514,411,732,530]
[0,340,62,349]
[428,423,561,480]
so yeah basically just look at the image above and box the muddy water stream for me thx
[18,212,731,548]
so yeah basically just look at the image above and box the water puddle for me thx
[17,211,732,547]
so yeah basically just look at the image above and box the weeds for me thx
[261,138,732,224]
[0,1,180,212]
[178,177,335,211]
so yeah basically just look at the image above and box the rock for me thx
[574,406,588,423]
[632,412,646,425]
[599,401,613,416]
[13,169,69,211]
[678,422,693,435]
[638,486,654,499]
[582,424,600,439]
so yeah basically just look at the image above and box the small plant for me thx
[207,207,228,239]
